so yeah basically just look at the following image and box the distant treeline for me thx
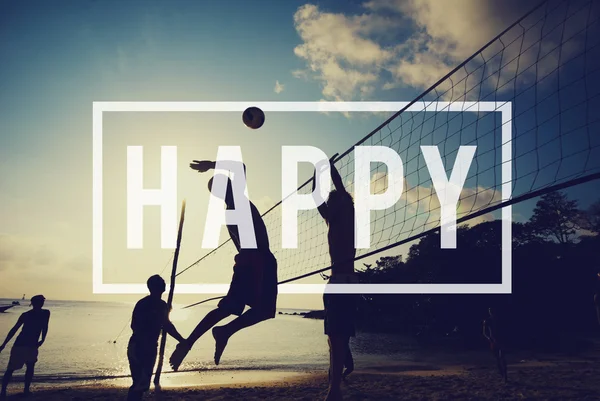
[355,191,600,350]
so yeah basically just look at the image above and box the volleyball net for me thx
[176,0,600,286]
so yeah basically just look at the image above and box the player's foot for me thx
[23,389,32,397]
[212,326,230,365]
[169,341,191,371]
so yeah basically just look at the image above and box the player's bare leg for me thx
[498,349,508,383]
[212,308,271,365]
[169,307,230,371]
[1,369,14,398]
[23,363,35,395]
[342,341,354,379]
[325,335,346,401]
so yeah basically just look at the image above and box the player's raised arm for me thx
[190,160,216,173]
[329,154,345,193]
[191,160,247,178]
[482,320,490,341]
[312,163,329,221]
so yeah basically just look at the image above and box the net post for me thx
[154,199,186,389]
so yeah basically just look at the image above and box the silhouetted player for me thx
[0,295,50,398]
[313,154,357,401]
[483,307,508,383]
[127,275,184,401]
[169,160,278,370]
[594,273,600,326]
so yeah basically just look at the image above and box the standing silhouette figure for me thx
[594,273,600,326]
[127,275,185,401]
[313,155,357,401]
[483,307,508,383]
[0,295,50,398]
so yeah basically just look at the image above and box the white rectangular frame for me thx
[93,101,512,294]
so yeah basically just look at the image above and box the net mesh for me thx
[177,0,600,283]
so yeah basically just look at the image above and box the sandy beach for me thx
[4,349,600,400]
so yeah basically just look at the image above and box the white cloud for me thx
[403,181,502,226]
[293,4,391,100]
[371,171,388,195]
[361,169,503,239]
[274,80,285,94]
[291,69,309,80]
[293,0,581,101]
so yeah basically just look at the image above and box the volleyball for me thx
[242,106,265,129]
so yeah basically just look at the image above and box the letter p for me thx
[281,146,331,248]
[355,146,404,249]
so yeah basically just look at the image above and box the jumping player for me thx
[0,295,50,398]
[483,307,508,383]
[313,154,357,401]
[169,160,278,370]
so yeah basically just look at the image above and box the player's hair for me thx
[30,295,45,308]
[327,189,354,206]
[147,275,165,293]
[207,174,233,198]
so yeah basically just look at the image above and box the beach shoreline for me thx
[3,348,600,400]
[5,360,600,400]
[4,301,600,399]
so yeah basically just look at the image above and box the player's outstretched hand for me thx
[315,153,339,173]
[190,160,214,173]
[169,341,191,372]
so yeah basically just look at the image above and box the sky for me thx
[1,0,599,309]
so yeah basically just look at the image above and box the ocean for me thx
[0,299,415,386]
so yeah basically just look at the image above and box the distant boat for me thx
[11,301,20,305]
[0,305,14,313]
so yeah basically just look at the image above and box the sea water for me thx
[0,299,337,384]
[0,299,415,386]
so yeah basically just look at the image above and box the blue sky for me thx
[1,0,599,308]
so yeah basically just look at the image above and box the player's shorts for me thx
[218,250,278,318]
[323,273,358,337]
[7,345,38,370]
